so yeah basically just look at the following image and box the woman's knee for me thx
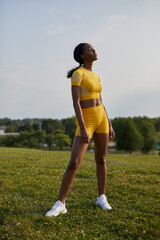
[95,154,106,166]
[67,156,81,170]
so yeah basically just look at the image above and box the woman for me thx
[45,43,115,217]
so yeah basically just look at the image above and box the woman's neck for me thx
[82,62,93,71]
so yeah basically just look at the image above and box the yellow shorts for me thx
[75,104,109,139]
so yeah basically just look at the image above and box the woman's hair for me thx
[67,43,86,78]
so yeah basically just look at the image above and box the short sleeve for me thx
[71,71,83,86]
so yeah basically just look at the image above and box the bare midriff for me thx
[80,98,102,109]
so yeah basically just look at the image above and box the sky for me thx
[0,0,160,120]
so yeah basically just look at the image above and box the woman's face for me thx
[81,43,98,62]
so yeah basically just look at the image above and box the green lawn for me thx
[0,147,160,240]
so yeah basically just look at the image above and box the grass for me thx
[0,147,160,240]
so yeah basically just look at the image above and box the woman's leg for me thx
[93,133,109,196]
[58,136,90,203]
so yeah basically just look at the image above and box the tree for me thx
[45,134,55,150]
[0,118,12,126]
[61,116,76,143]
[0,135,16,147]
[112,118,144,152]
[34,130,46,143]
[17,124,33,132]
[133,117,157,153]
[53,133,71,150]
[17,130,46,149]
[139,121,156,153]
[5,125,14,133]
[42,119,62,134]
[32,122,40,131]
[154,117,160,132]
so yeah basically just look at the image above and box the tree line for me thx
[112,117,159,153]
[0,116,159,153]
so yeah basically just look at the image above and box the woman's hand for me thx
[109,126,115,141]
[80,127,90,144]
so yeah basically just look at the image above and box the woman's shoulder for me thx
[72,67,100,80]
[73,67,84,74]
[72,67,85,78]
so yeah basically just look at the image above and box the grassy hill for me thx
[0,147,160,240]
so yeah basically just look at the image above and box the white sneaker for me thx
[96,194,112,210]
[45,200,67,217]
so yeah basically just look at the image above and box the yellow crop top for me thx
[71,66,102,101]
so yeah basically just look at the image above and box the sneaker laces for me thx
[52,200,62,210]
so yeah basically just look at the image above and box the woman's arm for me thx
[100,94,115,141]
[72,85,90,143]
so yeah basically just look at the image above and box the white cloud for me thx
[46,25,66,35]
[70,14,82,20]
[108,15,127,22]
[85,14,127,43]
[85,24,116,43]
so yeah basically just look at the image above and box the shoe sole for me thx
[60,209,67,214]
[95,202,112,210]
[45,208,67,217]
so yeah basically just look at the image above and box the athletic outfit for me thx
[45,67,112,217]
[71,66,109,139]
